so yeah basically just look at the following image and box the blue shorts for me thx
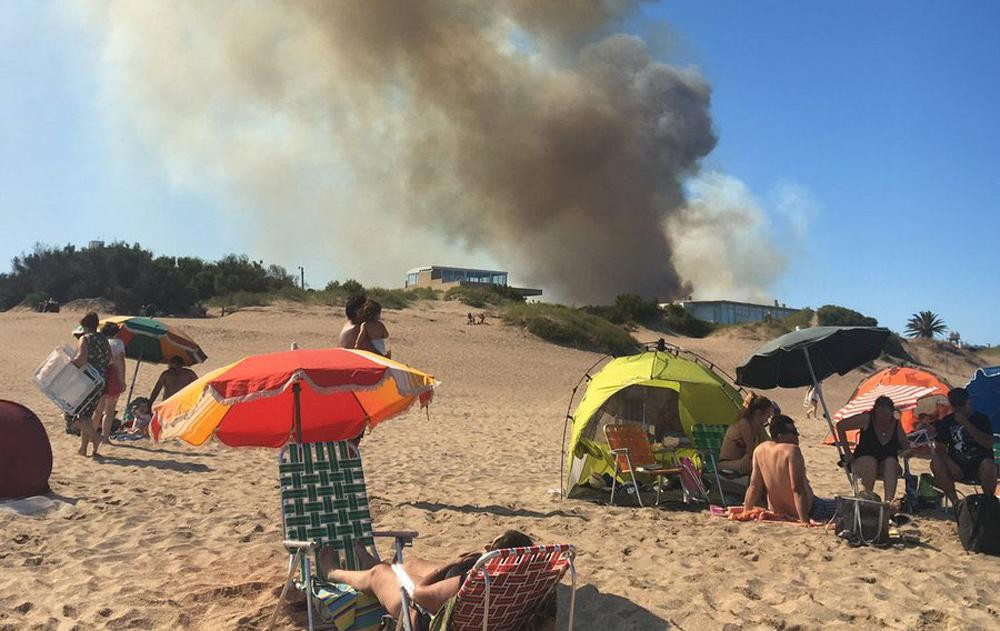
[809,496,837,522]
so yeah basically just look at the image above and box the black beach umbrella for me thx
[736,326,891,389]
[736,326,891,489]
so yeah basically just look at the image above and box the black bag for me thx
[834,493,889,546]
[956,494,1000,556]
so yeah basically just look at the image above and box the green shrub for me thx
[445,284,525,308]
[502,303,639,355]
[660,304,717,337]
[19,291,50,309]
[782,308,815,330]
[209,291,271,309]
[816,304,878,327]
[582,293,662,326]
[272,286,309,302]
[406,287,440,301]
[366,287,412,310]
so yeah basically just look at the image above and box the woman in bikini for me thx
[353,299,391,358]
[718,394,774,475]
[323,530,534,630]
[837,395,908,501]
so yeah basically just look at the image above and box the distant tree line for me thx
[0,243,297,315]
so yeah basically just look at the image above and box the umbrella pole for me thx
[803,348,858,494]
[125,354,143,411]
[292,382,302,443]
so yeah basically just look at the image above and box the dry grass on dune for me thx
[2,302,998,631]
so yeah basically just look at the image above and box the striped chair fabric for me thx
[279,441,375,571]
[449,545,575,631]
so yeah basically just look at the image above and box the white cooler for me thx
[33,345,106,416]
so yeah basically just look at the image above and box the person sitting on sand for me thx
[338,294,367,348]
[743,415,837,523]
[353,299,391,358]
[323,530,550,630]
[930,388,997,505]
[718,393,773,475]
[149,356,198,402]
[837,395,908,502]
[127,398,153,435]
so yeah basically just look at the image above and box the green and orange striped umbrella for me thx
[102,316,207,366]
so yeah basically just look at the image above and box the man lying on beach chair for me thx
[742,415,837,524]
[326,530,576,631]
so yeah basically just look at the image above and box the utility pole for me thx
[298,266,305,290]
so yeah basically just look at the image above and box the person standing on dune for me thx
[338,294,367,349]
[353,299,391,359]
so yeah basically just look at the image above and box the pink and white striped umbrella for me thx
[833,384,938,421]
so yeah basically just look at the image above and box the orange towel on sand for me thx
[720,506,823,527]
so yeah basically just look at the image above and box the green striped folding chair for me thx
[268,442,418,631]
[691,424,740,507]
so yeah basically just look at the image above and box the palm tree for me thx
[905,311,947,339]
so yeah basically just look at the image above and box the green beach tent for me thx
[563,347,744,497]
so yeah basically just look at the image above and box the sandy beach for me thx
[2,301,997,631]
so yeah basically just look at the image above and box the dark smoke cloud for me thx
[80,1,720,303]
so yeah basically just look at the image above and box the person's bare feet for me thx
[354,542,377,570]
[317,546,340,581]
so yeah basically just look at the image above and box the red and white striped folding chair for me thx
[447,544,576,631]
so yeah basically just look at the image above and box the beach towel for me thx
[714,505,825,527]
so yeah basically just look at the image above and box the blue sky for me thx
[1,2,997,343]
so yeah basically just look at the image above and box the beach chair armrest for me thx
[609,447,629,455]
[282,539,315,551]
[373,530,419,544]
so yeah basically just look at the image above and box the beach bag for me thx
[834,493,889,546]
[956,494,1000,556]
[313,582,386,631]
[917,473,943,510]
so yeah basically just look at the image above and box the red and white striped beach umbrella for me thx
[833,384,938,421]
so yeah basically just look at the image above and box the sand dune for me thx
[2,302,997,631]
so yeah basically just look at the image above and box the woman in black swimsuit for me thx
[323,530,534,630]
[837,395,908,501]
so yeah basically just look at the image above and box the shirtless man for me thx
[338,294,367,349]
[149,356,198,402]
[743,415,837,523]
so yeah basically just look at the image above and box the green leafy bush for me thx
[406,287,440,301]
[782,308,815,330]
[583,293,662,326]
[445,284,525,308]
[660,304,717,337]
[816,304,878,327]
[209,291,271,309]
[502,303,639,355]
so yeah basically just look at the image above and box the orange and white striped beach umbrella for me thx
[152,348,437,447]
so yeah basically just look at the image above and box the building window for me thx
[406,273,419,287]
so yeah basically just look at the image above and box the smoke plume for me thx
[75,1,784,303]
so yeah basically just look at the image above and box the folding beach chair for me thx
[604,423,681,507]
[690,423,745,507]
[395,544,577,631]
[269,441,419,631]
